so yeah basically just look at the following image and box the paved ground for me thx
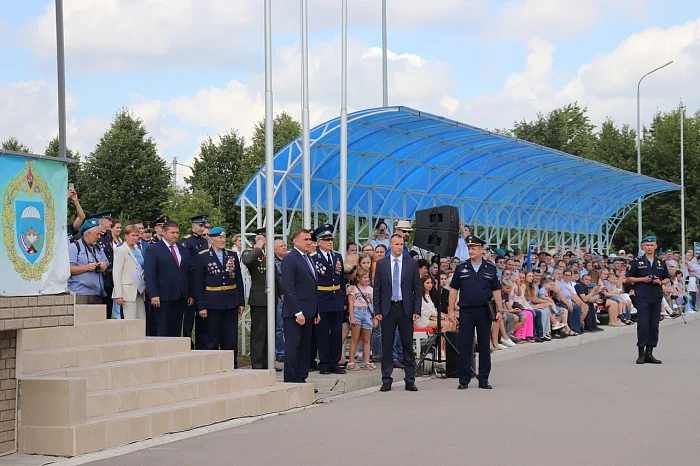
[85,319,700,466]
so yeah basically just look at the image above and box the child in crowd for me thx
[347,268,376,370]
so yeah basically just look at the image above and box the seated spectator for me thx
[415,275,455,354]
[68,219,108,304]
[538,277,572,337]
[524,271,556,340]
[501,278,533,342]
[112,224,146,320]
[347,268,376,371]
[554,268,584,334]
[576,274,604,332]
[599,268,631,325]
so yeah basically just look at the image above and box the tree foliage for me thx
[160,187,224,233]
[80,108,170,221]
[1,137,31,153]
[511,103,700,251]
[247,111,302,170]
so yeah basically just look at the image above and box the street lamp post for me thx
[636,60,673,248]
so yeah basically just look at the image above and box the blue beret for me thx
[80,218,100,234]
[642,235,657,243]
[209,227,226,237]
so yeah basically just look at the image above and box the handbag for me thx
[357,287,374,315]
[487,300,498,322]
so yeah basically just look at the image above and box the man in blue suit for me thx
[282,228,320,384]
[374,234,422,392]
[144,220,194,337]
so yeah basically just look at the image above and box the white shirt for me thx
[162,238,181,265]
[390,253,403,301]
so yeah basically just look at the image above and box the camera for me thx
[94,263,102,273]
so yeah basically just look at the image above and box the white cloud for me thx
[493,0,646,41]
[21,0,486,71]
[462,17,700,131]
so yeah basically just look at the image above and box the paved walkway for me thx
[82,318,700,466]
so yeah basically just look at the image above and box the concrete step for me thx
[25,351,234,391]
[20,319,145,351]
[74,304,108,324]
[19,383,315,456]
[86,369,276,418]
[21,337,191,373]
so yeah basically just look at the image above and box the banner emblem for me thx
[2,162,55,280]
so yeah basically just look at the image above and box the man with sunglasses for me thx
[311,224,347,375]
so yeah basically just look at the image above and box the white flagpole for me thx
[339,0,348,256]
[264,0,276,371]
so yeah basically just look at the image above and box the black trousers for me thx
[380,303,416,385]
[102,289,114,319]
[583,303,597,330]
[636,298,661,347]
[194,311,208,350]
[284,316,313,383]
[154,299,187,337]
[317,311,343,371]
[250,305,268,369]
[206,308,239,367]
[183,303,196,340]
[459,305,491,385]
[309,323,318,369]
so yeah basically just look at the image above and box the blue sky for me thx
[1,0,699,184]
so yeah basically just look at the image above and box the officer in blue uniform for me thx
[143,221,158,245]
[626,235,670,364]
[311,224,347,375]
[194,227,245,366]
[181,214,210,348]
[153,215,169,243]
[447,235,504,390]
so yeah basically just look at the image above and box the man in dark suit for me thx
[144,220,194,337]
[374,234,422,392]
[282,228,320,384]
[180,214,210,349]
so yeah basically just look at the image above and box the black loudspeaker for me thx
[445,330,459,378]
[413,205,460,257]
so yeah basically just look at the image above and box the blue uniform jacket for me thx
[144,240,193,301]
[195,247,245,310]
[450,259,501,307]
[312,248,346,312]
[180,232,209,261]
[627,255,669,301]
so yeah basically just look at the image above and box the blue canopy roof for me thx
[236,106,679,235]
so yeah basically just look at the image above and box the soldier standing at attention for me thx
[242,228,283,369]
[153,215,169,242]
[194,228,245,366]
[448,235,504,390]
[311,224,347,375]
[626,235,670,364]
[181,214,210,348]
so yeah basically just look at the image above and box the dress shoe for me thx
[275,367,282,372]
[478,383,493,389]
[458,382,468,390]
[405,383,418,392]
[309,366,318,372]
[314,388,318,394]
[644,346,662,364]
[319,369,330,375]
[330,368,347,374]
[393,360,404,369]
[379,383,392,392]
[636,346,645,364]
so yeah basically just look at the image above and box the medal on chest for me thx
[225,256,236,279]
[335,258,342,275]
[315,261,326,276]
[257,254,266,274]
[207,261,221,275]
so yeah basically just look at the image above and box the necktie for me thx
[305,254,315,277]
[392,258,400,301]
[170,244,180,267]
[327,253,332,265]
[138,242,143,255]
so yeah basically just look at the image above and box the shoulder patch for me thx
[183,234,192,239]
[309,251,318,256]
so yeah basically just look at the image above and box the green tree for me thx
[512,103,596,158]
[160,187,224,235]
[186,131,248,232]
[80,108,171,220]
[247,111,301,174]
[45,136,81,188]
[1,137,31,153]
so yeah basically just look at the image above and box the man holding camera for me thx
[626,235,670,364]
[68,218,109,304]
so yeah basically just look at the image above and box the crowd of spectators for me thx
[64,187,698,367]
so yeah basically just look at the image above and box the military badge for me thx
[2,162,55,280]
[226,256,236,279]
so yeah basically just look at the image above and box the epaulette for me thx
[183,234,192,239]
[225,249,235,254]
[199,249,209,255]
[309,251,318,256]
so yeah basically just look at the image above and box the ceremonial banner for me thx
[0,152,69,296]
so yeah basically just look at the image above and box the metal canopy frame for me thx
[235,106,679,253]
